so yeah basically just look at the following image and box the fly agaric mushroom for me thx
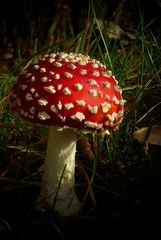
[9,52,124,216]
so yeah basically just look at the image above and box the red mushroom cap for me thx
[9,52,124,130]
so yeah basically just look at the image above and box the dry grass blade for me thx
[135,101,161,125]
[77,162,97,210]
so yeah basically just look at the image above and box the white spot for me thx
[88,105,98,114]
[63,87,71,95]
[107,112,118,122]
[34,92,39,98]
[89,89,97,97]
[110,122,118,127]
[85,121,103,129]
[40,68,46,73]
[104,120,110,126]
[106,94,111,100]
[25,93,33,101]
[67,63,77,69]
[41,76,48,82]
[71,112,85,121]
[114,77,118,84]
[78,60,86,65]
[91,63,99,68]
[63,58,69,62]
[76,100,86,106]
[114,85,122,93]
[64,72,73,78]
[79,69,87,75]
[87,79,99,86]
[50,71,55,75]
[54,74,60,80]
[30,88,36,93]
[104,129,110,135]
[104,81,111,88]
[49,58,55,63]
[38,98,48,106]
[101,102,111,113]
[92,71,100,77]
[117,110,123,118]
[58,115,66,122]
[59,52,68,59]
[57,84,62,90]
[33,65,40,69]
[44,86,56,94]
[64,103,74,110]
[102,70,112,77]
[31,76,36,82]
[57,101,62,110]
[120,99,126,105]
[50,105,58,113]
[50,53,56,58]
[113,96,120,105]
[53,62,62,67]
[38,111,50,120]
[29,107,35,114]
[20,84,27,90]
[25,73,32,78]
[74,83,83,91]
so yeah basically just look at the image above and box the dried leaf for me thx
[77,135,94,161]
[107,21,125,40]
[133,125,161,146]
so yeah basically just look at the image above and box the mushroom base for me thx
[36,126,81,216]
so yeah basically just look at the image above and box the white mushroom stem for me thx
[37,126,81,216]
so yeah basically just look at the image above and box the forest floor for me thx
[0,1,161,239]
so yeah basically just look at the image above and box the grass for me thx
[0,0,161,238]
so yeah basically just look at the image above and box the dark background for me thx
[0,0,161,47]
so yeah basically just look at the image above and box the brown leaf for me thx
[77,135,94,162]
[133,125,161,146]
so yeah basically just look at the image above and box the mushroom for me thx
[9,52,124,216]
